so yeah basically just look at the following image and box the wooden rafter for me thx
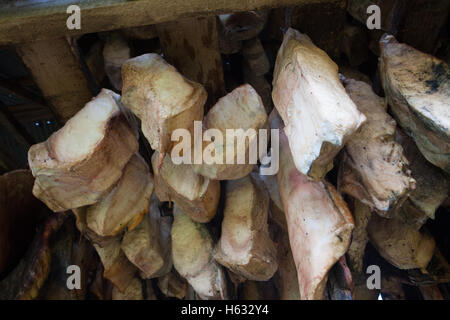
[16,37,93,123]
[157,16,226,108]
[0,0,338,45]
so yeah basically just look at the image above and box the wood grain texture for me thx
[16,37,93,122]
[157,16,225,107]
[0,0,338,45]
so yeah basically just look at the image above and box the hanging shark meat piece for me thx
[121,195,172,279]
[272,28,366,181]
[121,53,206,161]
[275,110,354,299]
[367,213,436,270]
[379,34,450,174]
[339,78,415,217]
[171,205,227,300]
[86,154,154,237]
[214,175,278,281]
[94,238,137,293]
[28,89,138,212]
[193,84,268,181]
[152,152,220,223]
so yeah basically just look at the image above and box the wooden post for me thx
[16,37,93,123]
[0,0,336,46]
[157,16,226,108]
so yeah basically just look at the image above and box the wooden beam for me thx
[16,37,93,122]
[157,16,225,107]
[0,0,339,45]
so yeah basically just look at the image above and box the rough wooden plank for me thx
[157,16,225,107]
[0,0,338,45]
[16,37,93,122]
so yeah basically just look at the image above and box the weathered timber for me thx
[0,0,337,45]
[157,16,225,107]
[16,38,93,122]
